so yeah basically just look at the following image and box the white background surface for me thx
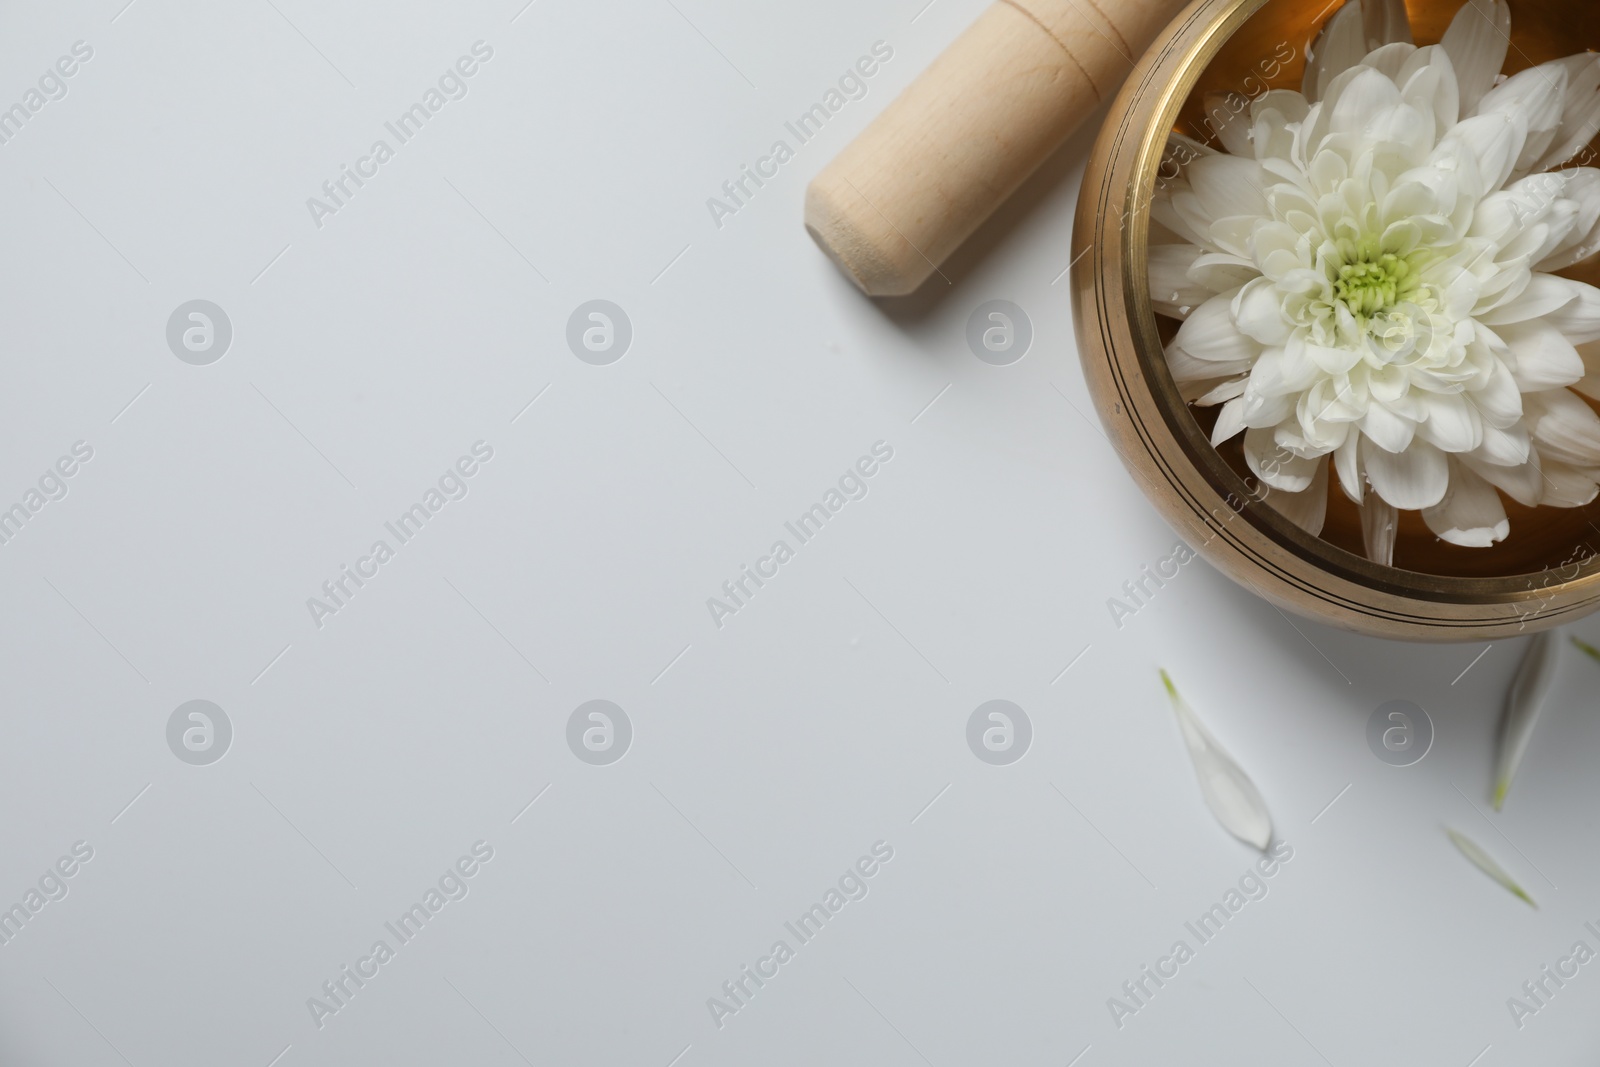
[0,0,1598,1064]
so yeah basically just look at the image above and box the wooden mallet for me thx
[806,0,1192,296]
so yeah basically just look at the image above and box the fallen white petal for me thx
[1160,671,1273,851]
[1493,629,1559,811]
[1448,828,1537,906]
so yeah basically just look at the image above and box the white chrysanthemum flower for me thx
[1153,0,1600,561]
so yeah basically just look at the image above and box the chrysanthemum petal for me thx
[1477,62,1568,176]
[1365,436,1449,508]
[1211,397,1247,446]
[1187,154,1271,225]
[1535,54,1600,172]
[1474,421,1532,466]
[1360,492,1398,563]
[1470,352,1525,427]
[1173,290,1259,363]
[1422,459,1508,545]
[1208,216,1262,257]
[1479,272,1585,326]
[1361,401,1416,453]
[1440,0,1511,116]
[1245,426,1322,491]
[1166,345,1252,384]
[1300,374,1363,427]
[1201,378,1249,404]
[1363,42,1417,82]
[1360,0,1413,50]
[1232,277,1293,345]
[1251,89,1311,128]
[1149,243,1217,318]
[1304,1,1369,104]
[1535,170,1600,271]
[1572,339,1600,399]
[1190,251,1261,293]
[1463,448,1542,506]
[1475,172,1577,257]
[1544,279,1600,345]
[1151,184,1209,248]
[1526,388,1600,466]
[1415,392,1484,452]
[1335,431,1364,501]
[1449,828,1537,905]
[1329,67,1403,138]
[1497,319,1586,390]
[1399,45,1461,131]
[1540,458,1600,507]
[1436,112,1527,196]
[1201,92,1255,157]
[1492,633,1560,814]
[1263,459,1329,535]
[1362,102,1435,166]
[1159,671,1275,851]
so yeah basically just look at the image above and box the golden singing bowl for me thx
[1072,0,1600,641]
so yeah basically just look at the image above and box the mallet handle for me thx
[805,0,1188,296]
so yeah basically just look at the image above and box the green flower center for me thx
[1331,238,1427,320]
